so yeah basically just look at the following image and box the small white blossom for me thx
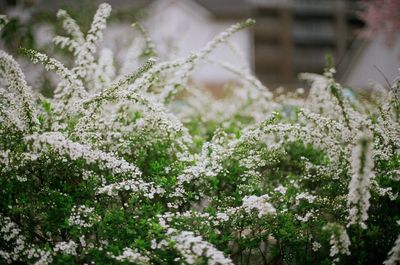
[274,185,287,195]
[312,241,322,252]
[169,229,234,265]
[110,247,150,264]
[68,205,100,228]
[54,240,77,256]
[384,233,400,265]
[347,131,374,229]
[241,195,276,218]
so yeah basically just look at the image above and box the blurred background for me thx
[1,0,399,93]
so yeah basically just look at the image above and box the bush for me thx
[0,3,399,265]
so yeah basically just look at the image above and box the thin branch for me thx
[373,65,391,89]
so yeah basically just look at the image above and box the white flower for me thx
[347,131,374,229]
[384,233,400,265]
[295,192,316,206]
[68,205,100,228]
[324,223,351,263]
[216,213,229,222]
[54,240,77,256]
[169,229,234,265]
[274,185,287,195]
[0,51,39,130]
[110,247,150,264]
[242,195,276,218]
[312,241,322,252]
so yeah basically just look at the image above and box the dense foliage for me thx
[0,3,399,265]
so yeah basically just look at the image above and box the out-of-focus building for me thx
[2,0,398,90]
[144,0,252,88]
[147,0,399,89]
[144,0,375,89]
[250,0,362,88]
[144,0,368,89]
[341,33,400,89]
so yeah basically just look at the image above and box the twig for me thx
[373,65,391,89]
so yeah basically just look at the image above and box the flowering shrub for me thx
[1,3,400,265]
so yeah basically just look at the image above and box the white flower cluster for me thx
[22,49,87,105]
[312,241,322,252]
[295,192,317,206]
[0,215,52,264]
[296,211,314,223]
[330,230,351,259]
[92,48,115,91]
[26,132,142,178]
[74,58,158,140]
[54,9,85,53]
[68,205,100,228]
[169,137,229,206]
[274,185,287,195]
[54,240,77,256]
[169,229,234,265]
[75,3,111,80]
[0,51,38,131]
[324,224,351,264]
[347,131,374,229]
[97,179,165,199]
[0,149,12,174]
[241,195,276,218]
[216,213,230,222]
[109,247,150,264]
[1,2,399,264]
[384,233,400,265]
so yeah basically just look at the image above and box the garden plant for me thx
[0,3,399,265]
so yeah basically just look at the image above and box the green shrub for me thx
[0,3,399,265]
